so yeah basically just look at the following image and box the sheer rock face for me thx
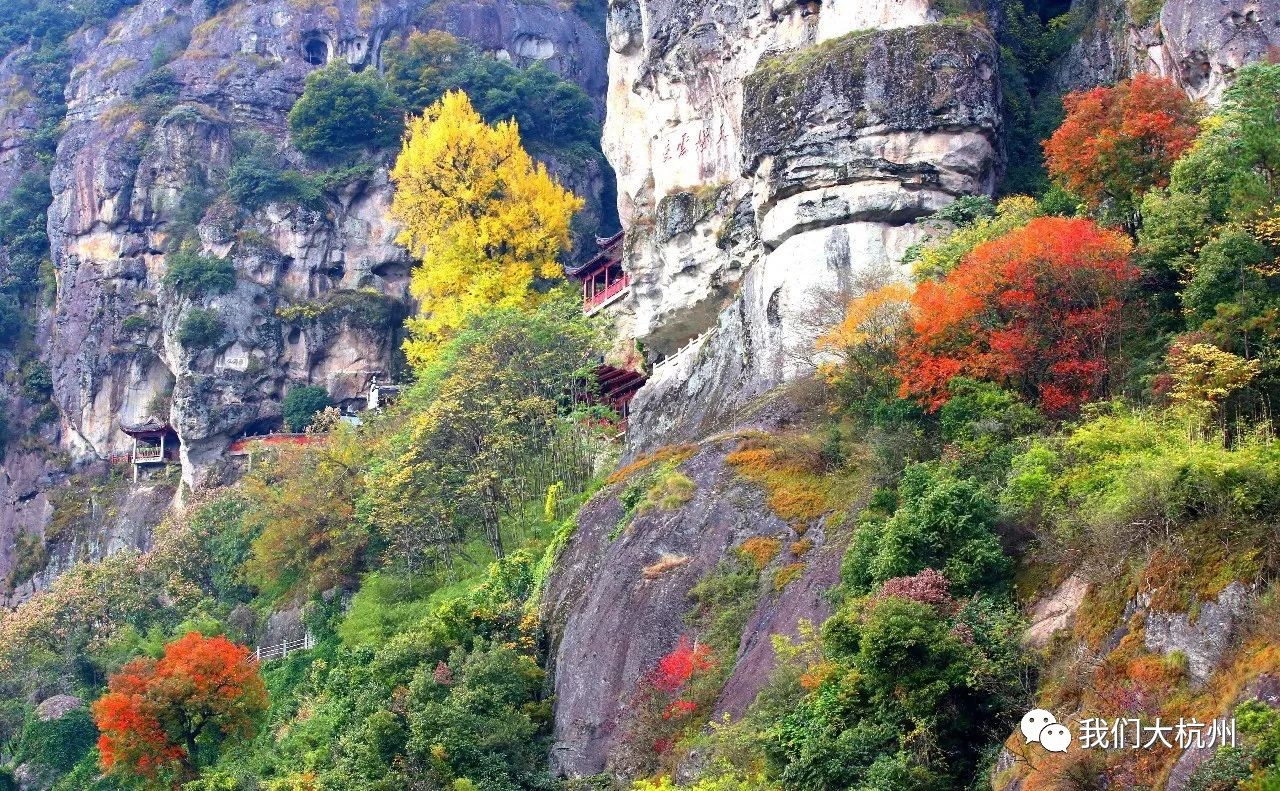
[543,431,848,778]
[605,3,1000,453]
[1053,0,1280,102]
[1,0,605,598]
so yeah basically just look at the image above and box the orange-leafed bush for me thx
[774,561,807,591]
[93,632,267,784]
[737,537,782,571]
[607,444,698,485]
[726,441,834,523]
[1043,74,1197,215]
[898,216,1138,413]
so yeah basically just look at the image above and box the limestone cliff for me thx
[1053,0,1279,100]
[603,0,999,453]
[0,0,607,601]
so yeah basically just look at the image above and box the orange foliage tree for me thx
[898,216,1138,414]
[1043,74,1197,220]
[92,632,268,785]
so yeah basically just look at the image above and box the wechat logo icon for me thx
[1021,709,1071,753]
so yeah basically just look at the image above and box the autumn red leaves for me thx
[1042,74,1197,222]
[899,217,1138,414]
[862,75,1197,416]
[92,633,267,786]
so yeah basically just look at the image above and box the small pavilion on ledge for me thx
[120,419,179,480]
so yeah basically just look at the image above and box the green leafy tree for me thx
[363,293,601,564]
[769,572,1026,790]
[402,639,550,788]
[243,425,366,601]
[282,385,333,432]
[288,62,403,160]
[383,31,599,150]
[842,463,1011,597]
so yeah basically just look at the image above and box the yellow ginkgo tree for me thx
[390,89,583,368]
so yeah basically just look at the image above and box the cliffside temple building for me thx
[572,231,630,316]
[116,420,180,481]
[569,232,647,428]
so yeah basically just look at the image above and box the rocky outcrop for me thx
[0,49,40,200]
[1023,573,1089,648]
[1053,0,1280,102]
[1143,581,1253,686]
[1,0,608,597]
[543,427,847,777]
[608,12,1000,452]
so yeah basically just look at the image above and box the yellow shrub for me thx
[737,537,781,571]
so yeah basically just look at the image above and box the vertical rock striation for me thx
[604,0,1000,452]
[2,0,607,599]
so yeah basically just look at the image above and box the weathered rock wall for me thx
[1,0,608,599]
[543,424,849,777]
[605,4,1000,453]
[1053,0,1280,101]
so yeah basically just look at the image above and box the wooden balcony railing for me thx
[584,273,631,315]
[133,444,165,462]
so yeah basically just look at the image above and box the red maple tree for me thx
[1043,74,1197,217]
[897,216,1138,413]
[650,635,715,694]
[92,632,268,785]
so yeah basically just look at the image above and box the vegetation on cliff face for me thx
[0,85,611,790]
[3,1,1280,789]
[624,65,1280,791]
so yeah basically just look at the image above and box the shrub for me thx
[1003,407,1280,542]
[321,288,403,332]
[20,360,52,400]
[635,470,695,515]
[120,313,154,333]
[898,216,1138,414]
[163,249,235,297]
[226,132,322,211]
[737,537,781,572]
[282,385,332,432]
[906,195,1041,280]
[0,294,22,347]
[288,62,402,160]
[843,463,1010,597]
[773,590,1025,790]
[177,308,226,350]
[936,377,1042,482]
[18,705,96,775]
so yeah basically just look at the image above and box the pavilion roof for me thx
[121,419,173,438]
[567,231,624,279]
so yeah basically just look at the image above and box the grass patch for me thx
[773,562,806,592]
[608,444,698,485]
[725,432,860,524]
[737,537,781,571]
[635,470,695,515]
[643,553,690,580]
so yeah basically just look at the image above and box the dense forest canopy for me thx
[1,0,1280,789]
